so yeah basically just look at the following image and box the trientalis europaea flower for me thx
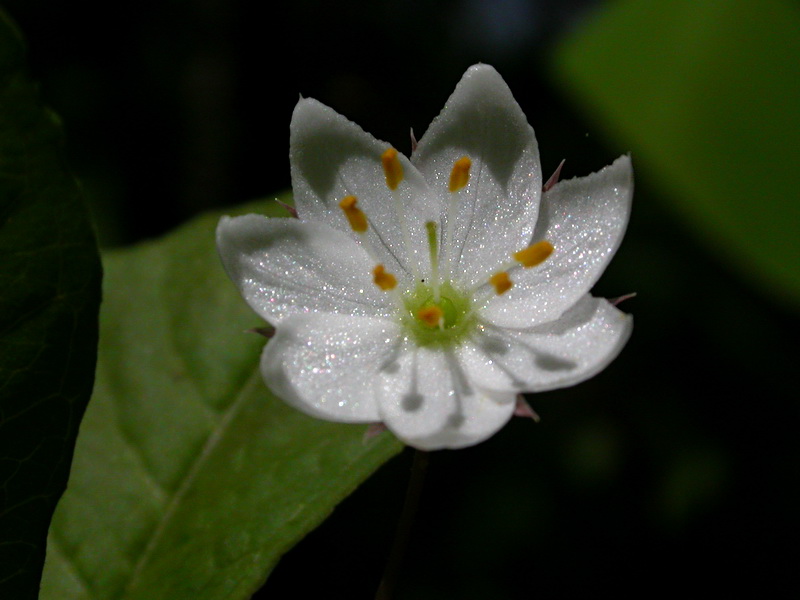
[217,64,633,450]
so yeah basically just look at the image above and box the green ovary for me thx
[401,281,476,347]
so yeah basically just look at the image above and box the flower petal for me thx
[463,295,632,393]
[377,345,517,450]
[481,155,633,328]
[290,98,440,280]
[216,215,393,324]
[260,312,401,423]
[412,64,541,288]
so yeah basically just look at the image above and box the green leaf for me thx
[552,0,800,309]
[0,11,101,600]
[40,198,403,599]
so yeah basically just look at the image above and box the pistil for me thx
[425,221,441,302]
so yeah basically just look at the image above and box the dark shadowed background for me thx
[6,0,798,597]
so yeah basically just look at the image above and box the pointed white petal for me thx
[290,98,440,280]
[413,64,542,288]
[482,155,633,328]
[260,313,401,423]
[216,215,393,324]
[464,295,632,393]
[377,345,516,450]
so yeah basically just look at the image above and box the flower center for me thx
[337,148,556,350]
[401,281,476,347]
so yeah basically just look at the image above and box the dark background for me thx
[5,0,798,597]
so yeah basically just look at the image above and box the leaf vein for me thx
[120,369,260,597]
[48,532,95,600]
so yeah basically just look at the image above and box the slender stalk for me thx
[375,449,430,600]
[425,221,440,302]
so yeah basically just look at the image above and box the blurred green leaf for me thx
[40,198,402,599]
[553,0,800,308]
[0,11,101,600]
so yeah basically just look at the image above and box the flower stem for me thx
[375,448,430,600]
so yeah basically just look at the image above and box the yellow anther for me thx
[417,305,444,328]
[513,241,554,268]
[489,271,513,295]
[373,264,397,291]
[449,156,472,192]
[382,148,403,190]
[339,195,368,233]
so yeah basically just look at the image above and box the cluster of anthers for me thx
[340,148,555,348]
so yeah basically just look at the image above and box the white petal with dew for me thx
[217,215,393,324]
[482,155,633,328]
[412,64,542,288]
[464,295,632,393]
[377,345,517,450]
[260,313,401,423]
[290,98,440,280]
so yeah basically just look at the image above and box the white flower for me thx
[216,64,633,450]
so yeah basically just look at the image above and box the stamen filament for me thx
[381,148,418,280]
[425,221,440,302]
[482,240,556,288]
[470,240,556,311]
[444,198,456,281]
[444,156,472,281]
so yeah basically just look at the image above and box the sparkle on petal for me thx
[216,64,633,450]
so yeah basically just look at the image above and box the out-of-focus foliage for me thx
[0,11,101,599]
[40,198,402,599]
[553,0,800,309]
[0,0,795,597]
